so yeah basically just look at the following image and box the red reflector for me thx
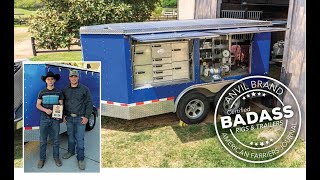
[136,102,144,105]
[167,97,174,100]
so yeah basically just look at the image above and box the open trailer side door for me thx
[206,27,287,75]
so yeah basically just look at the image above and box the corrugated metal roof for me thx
[205,27,287,35]
[131,31,219,42]
[80,18,272,35]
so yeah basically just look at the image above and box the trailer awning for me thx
[80,18,272,35]
[131,31,219,42]
[205,27,287,35]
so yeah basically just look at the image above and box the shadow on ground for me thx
[101,100,267,144]
[101,104,220,143]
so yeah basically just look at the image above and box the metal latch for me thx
[135,71,145,74]
[154,77,163,80]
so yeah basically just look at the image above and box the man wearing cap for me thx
[62,69,93,170]
[36,71,64,168]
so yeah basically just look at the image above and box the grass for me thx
[14,24,29,28]
[14,121,23,168]
[14,8,35,27]
[30,51,82,61]
[101,113,305,168]
[14,8,36,17]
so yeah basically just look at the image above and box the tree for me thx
[28,0,159,50]
[151,3,163,20]
[160,0,177,8]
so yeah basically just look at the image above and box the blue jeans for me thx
[39,116,60,160]
[66,116,86,160]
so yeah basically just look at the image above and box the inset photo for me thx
[23,61,101,172]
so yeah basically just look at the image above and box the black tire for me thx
[176,92,210,124]
[214,85,245,116]
[86,111,96,131]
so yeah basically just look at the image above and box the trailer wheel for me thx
[176,92,210,124]
[214,85,245,116]
[86,111,96,131]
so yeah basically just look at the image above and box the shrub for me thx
[29,0,159,49]
[161,0,177,8]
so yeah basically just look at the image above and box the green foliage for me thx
[14,8,36,25]
[29,0,160,50]
[29,9,73,49]
[14,16,30,25]
[14,0,43,10]
[151,3,163,19]
[160,0,177,8]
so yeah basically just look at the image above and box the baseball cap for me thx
[69,70,79,77]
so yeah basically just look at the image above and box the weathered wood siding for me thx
[281,0,306,139]
[195,0,218,19]
[178,0,221,19]
[178,0,195,19]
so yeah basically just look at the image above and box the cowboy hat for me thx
[41,71,60,82]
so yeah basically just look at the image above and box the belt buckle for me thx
[70,113,77,117]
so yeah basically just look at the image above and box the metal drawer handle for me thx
[173,49,181,51]
[135,52,144,55]
[154,58,162,61]
[153,64,162,67]
[135,71,145,74]
[154,71,163,74]
[153,45,161,47]
[154,77,164,80]
[173,67,182,70]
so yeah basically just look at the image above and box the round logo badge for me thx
[214,76,301,163]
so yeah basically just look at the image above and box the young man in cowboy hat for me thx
[62,69,93,170]
[36,71,64,168]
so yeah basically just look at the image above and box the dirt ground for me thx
[14,27,33,60]
[14,27,81,61]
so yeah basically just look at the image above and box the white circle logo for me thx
[214,76,301,163]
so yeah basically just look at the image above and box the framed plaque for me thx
[52,105,63,119]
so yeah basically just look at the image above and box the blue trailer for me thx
[23,63,100,142]
[80,18,286,124]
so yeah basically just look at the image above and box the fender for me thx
[174,80,235,112]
